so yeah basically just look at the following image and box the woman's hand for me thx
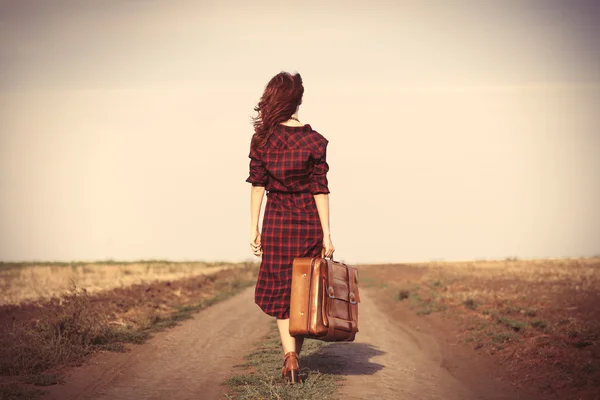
[250,229,262,257]
[322,235,335,258]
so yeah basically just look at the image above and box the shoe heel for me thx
[288,369,299,384]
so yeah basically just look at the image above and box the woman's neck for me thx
[280,113,304,127]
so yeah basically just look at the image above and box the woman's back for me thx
[247,124,329,195]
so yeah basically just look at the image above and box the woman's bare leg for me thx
[276,319,305,355]
[295,336,305,356]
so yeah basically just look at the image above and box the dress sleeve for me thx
[246,147,268,187]
[309,138,330,194]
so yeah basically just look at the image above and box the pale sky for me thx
[1,0,599,264]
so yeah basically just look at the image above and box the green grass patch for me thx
[416,305,446,315]
[481,309,498,318]
[498,316,528,332]
[491,331,519,344]
[464,297,478,310]
[395,289,410,301]
[524,309,537,317]
[407,291,445,315]
[93,327,150,346]
[531,319,548,330]
[21,374,65,387]
[428,280,443,289]
[225,324,340,400]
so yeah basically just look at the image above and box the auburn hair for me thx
[251,72,304,149]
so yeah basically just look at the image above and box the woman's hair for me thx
[251,72,304,149]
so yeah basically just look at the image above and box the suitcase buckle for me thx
[349,293,357,304]
[327,286,335,298]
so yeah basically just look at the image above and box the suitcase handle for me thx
[320,249,335,261]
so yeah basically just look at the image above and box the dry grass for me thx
[0,261,235,306]
[1,283,115,377]
[360,257,600,400]
[0,262,259,399]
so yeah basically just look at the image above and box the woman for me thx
[247,71,335,383]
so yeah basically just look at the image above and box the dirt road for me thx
[44,287,525,400]
[43,287,272,400]
[312,288,526,400]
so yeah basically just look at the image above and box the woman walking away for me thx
[247,71,335,383]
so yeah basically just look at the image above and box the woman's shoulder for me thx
[294,124,328,147]
[307,128,328,152]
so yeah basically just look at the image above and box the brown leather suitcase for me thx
[289,257,360,342]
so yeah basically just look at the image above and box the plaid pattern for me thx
[246,124,329,319]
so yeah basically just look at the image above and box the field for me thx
[1,258,599,400]
[359,257,600,400]
[0,261,233,305]
[0,261,259,399]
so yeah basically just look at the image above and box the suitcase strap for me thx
[348,266,360,305]
[348,265,359,333]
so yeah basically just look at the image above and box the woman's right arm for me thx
[314,193,335,257]
[250,185,265,256]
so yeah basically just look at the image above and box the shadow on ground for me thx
[302,342,385,375]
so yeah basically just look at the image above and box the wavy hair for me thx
[251,72,304,149]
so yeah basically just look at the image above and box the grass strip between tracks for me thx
[224,323,341,400]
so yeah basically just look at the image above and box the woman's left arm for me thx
[250,185,266,256]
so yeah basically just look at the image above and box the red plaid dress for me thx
[246,124,329,319]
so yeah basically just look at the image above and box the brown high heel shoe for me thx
[282,351,300,383]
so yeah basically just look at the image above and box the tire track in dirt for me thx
[315,288,525,400]
[43,286,271,400]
